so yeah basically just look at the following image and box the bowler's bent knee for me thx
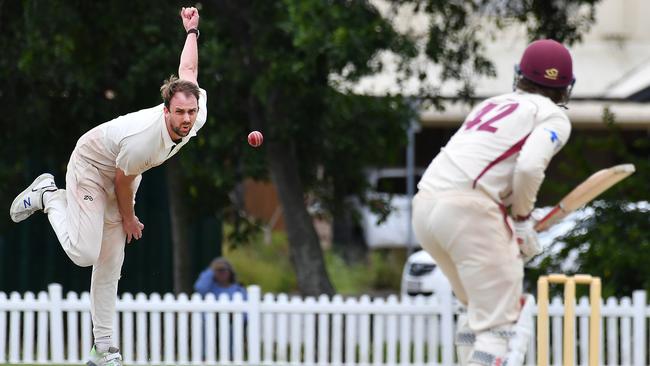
[66,245,101,267]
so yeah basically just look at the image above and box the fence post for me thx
[0,292,6,364]
[9,292,20,364]
[49,284,64,363]
[632,290,646,366]
[65,291,79,364]
[439,281,455,366]
[247,286,261,364]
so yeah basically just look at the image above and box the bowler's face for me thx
[164,92,198,140]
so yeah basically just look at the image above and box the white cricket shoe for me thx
[10,173,58,223]
[86,345,123,366]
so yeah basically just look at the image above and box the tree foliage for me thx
[191,0,601,294]
[1,0,603,294]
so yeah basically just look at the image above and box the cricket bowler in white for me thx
[9,7,205,366]
[413,40,575,365]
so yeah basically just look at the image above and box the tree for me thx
[189,0,601,295]
[1,0,602,295]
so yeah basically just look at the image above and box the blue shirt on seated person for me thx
[194,257,248,300]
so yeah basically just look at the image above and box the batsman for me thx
[9,7,205,366]
[413,40,575,365]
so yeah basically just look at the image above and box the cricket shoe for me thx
[10,173,58,223]
[86,345,123,366]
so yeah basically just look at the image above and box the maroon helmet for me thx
[517,39,575,88]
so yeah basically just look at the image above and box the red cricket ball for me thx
[248,130,263,147]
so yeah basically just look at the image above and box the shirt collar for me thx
[161,119,179,149]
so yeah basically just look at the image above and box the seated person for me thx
[194,257,247,300]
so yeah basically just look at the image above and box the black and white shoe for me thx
[10,173,57,223]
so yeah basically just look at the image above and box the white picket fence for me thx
[0,284,648,365]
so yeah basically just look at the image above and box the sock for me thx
[95,336,111,353]
[41,189,59,212]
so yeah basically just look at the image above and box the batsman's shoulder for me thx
[536,109,571,150]
[537,99,570,127]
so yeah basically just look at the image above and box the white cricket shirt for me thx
[418,91,571,218]
[73,88,208,179]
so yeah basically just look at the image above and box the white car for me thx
[400,250,451,297]
[360,168,424,248]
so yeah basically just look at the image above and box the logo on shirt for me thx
[544,128,562,152]
[545,128,559,143]
[83,195,94,201]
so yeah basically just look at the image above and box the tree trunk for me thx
[166,158,192,294]
[266,141,335,296]
[332,208,368,265]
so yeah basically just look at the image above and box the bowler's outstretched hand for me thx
[180,7,199,31]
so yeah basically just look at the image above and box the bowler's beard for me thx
[172,124,190,137]
[166,115,190,138]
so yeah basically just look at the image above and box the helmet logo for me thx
[544,68,559,80]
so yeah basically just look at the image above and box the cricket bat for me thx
[534,164,636,232]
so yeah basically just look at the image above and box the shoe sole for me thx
[10,173,55,223]
[86,361,121,366]
[86,357,121,366]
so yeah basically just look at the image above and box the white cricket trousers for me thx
[44,151,129,340]
[412,189,523,331]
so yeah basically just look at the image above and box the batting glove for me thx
[513,218,541,262]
